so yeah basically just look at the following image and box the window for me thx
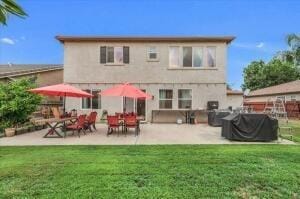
[107,47,114,63]
[291,95,297,101]
[183,47,193,67]
[193,47,203,67]
[106,47,123,64]
[100,46,129,64]
[159,89,173,109]
[169,46,203,67]
[114,47,123,64]
[207,46,216,67]
[82,90,101,109]
[82,89,91,109]
[178,89,192,109]
[147,47,159,61]
[169,47,180,67]
[276,96,286,102]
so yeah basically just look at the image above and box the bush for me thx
[0,78,42,130]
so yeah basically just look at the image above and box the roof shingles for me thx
[248,80,300,97]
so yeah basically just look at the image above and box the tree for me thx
[242,59,300,91]
[0,0,27,25]
[276,34,300,66]
[0,78,42,131]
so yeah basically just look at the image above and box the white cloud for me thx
[0,37,15,45]
[256,42,265,48]
[232,42,266,50]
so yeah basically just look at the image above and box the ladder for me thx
[264,98,288,123]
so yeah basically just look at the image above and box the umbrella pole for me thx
[63,94,66,113]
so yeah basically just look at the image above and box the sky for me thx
[0,0,299,89]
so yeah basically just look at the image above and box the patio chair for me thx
[115,112,124,119]
[85,111,98,132]
[66,114,87,137]
[107,115,121,136]
[124,115,138,135]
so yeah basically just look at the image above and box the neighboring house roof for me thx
[56,35,235,44]
[227,90,243,95]
[0,64,63,79]
[247,80,300,97]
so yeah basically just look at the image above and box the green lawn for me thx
[279,119,300,142]
[0,145,299,198]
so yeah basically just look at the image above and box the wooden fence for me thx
[243,101,300,118]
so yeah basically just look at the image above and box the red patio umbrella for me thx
[29,83,92,112]
[99,82,152,99]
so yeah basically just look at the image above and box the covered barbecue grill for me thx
[221,113,278,141]
[208,110,231,127]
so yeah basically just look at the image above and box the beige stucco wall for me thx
[35,70,63,87]
[226,94,243,109]
[66,83,227,122]
[63,42,227,84]
[62,41,230,122]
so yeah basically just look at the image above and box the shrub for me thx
[0,78,42,130]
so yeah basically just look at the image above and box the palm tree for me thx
[276,34,300,66]
[0,0,27,25]
[286,34,300,66]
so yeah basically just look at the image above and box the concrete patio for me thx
[0,123,294,146]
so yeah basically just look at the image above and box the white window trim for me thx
[147,46,159,62]
[81,89,101,110]
[158,89,173,110]
[178,89,193,109]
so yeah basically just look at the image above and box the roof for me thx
[226,90,243,95]
[247,80,300,97]
[56,35,235,44]
[0,64,63,79]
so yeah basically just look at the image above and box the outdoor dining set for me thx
[42,111,97,138]
[29,82,151,138]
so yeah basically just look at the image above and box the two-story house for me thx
[56,36,236,122]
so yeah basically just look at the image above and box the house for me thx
[245,80,300,102]
[0,64,63,105]
[56,35,236,122]
[0,64,63,86]
[226,89,243,109]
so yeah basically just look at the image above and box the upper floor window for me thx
[147,47,159,61]
[100,46,129,64]
[159,89,173,109]
[82,89,101,109]
[178,89,192,109]
[207,46,216,67]
[169,46,203,68]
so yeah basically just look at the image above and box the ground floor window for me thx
[178,89,192,109]
[159,89,173,109]
[82,89,101,109]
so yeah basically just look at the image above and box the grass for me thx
[0,145,300,198]
[279,119,300,142]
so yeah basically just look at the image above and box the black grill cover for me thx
[208,111,231,127]
[221,113,278,141]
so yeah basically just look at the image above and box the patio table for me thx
[35,117,77,138]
